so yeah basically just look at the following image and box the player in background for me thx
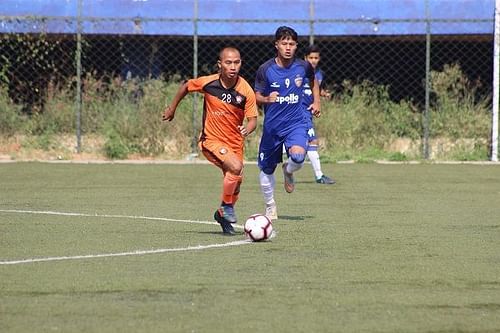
[254,26,321,220]
[303,44,336,184]
[163,47,257,235]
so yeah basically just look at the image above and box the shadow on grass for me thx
[188,230,245,236]
[296,180,337,185]
[278,215,313,221]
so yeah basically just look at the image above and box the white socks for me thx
[307,149,323,179]
[260,157,304,205]
[259,171,276,205]
[285,157,303,173]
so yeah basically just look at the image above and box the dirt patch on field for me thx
[0,135,105,161]
[0,134,195,162]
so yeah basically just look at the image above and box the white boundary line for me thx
[0,209,244,229]
[0,209,249,265]
[0,240,250,265]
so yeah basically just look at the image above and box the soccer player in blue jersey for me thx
[303,44,336,185]
[254,26,321,220]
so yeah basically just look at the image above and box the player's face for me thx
[305,52,320,69]
[275,37,297,60]
[218,49,241,79]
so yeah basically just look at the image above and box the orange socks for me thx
[222,173,243,206]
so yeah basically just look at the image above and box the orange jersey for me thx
[187,73,257,153]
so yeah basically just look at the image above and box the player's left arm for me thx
[318,69,331,98]
[238,116,257,137]
[320,85,331,99]
[320,84,331,99]
[238,86,258,137]
[309,77,321,118]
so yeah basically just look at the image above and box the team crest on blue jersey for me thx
[294,75,303,87]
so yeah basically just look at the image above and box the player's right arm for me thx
[254,61,279,106]
[255,91,279,106]
[162,80,190,122]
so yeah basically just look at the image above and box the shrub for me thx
[429,63,490,139]
[24,80,75,135]
[0,86,24,136]
[103,129,129,159]
[317,80,418,159]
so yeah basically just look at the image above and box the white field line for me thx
[0,209,244,228]
[0,240,251,265]
[0,209,249,265]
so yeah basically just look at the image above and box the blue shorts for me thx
[258,125,308,174]
[305,115,317,142]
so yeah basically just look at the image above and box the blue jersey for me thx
[302,68,325,115]
[255,58,315,136]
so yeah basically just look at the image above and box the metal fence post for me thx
[309,0,315,46]
[492,0,499,161]
[191,0,199,158]
[75,0,83,154]
[423,0,431,160]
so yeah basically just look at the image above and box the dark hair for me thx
[275,26,298,42]
[218,46,240,60]
[305,44,321,56]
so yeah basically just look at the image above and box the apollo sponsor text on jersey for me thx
[276,93,299,105]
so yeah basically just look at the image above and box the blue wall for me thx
[0,0,495,35]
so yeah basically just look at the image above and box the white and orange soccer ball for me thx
[244,214,273,242]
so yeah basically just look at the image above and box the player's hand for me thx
[321,90,332,99]
[237,125,248,137]
[308,103,321,118]
[162,105,175,121]
[267,91,279,103]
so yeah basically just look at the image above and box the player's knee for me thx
[290,152,305,164]
[224,158,243,175]
[233,163,243,175]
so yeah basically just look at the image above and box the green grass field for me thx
[1,162,500,332]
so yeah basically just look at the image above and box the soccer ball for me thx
[244,214,273,242]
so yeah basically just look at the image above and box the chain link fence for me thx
[0,12,497,160]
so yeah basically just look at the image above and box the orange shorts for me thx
[199,139,243,169]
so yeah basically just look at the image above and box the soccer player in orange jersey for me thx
[162,47,258,235]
